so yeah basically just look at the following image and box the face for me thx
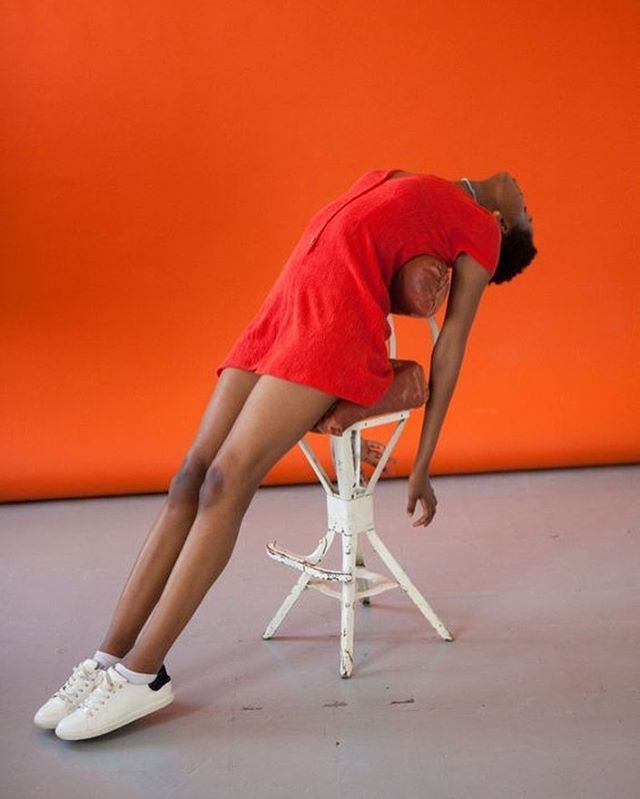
[493,172,534,236]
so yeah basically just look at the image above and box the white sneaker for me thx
[55,664,174,740]
[33,658,106,730]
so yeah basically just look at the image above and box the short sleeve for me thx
[452,205,501,276]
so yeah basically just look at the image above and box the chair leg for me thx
[263,528,338,638]
[339,529,358,678]
[262,571,311,639]
[355,536,371,606]
[366,528,454,642]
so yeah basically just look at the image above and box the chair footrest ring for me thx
[265,540,351,582]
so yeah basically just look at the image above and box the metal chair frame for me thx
[263,313,453,677]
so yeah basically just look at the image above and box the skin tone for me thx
[98,369,341,673]
[452,171,534,237]
[394,169,534,526]
[389,168,534,238]
[97,169,532,673]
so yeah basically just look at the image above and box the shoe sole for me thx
[55,687,175,741]
[34,716,67,731]
[33,716,58,730]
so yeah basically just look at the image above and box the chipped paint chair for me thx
[263,255,455,677]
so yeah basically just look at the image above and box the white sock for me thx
[92,649,121,669]
[113,662,157,684]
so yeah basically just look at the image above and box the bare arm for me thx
[413,340,465,472]
[413,252,491,471]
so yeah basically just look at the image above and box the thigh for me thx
[213,374,338,489]
[187,367,261,465]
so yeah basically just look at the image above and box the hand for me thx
[360,438,397,477]
[406,469,437,528]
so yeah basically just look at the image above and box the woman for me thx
[34,167,537,740]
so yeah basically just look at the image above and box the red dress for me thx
[215,168,501,407]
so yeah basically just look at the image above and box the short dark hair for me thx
[490,226,538,284]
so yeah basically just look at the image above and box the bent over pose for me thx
[34,167,537,740]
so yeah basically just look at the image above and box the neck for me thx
[452,178,492,211]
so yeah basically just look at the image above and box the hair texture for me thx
[489,227,538,284]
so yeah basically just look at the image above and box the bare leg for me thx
[118,374,338,673]
[96,367,261,658]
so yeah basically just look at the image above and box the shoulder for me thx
[438,253,491,347]
[452,252,493,285]
[452,209,501,278]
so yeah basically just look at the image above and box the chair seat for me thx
[311,358,428,436]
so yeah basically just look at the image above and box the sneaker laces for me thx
[53,660,100,707]
[77,667,124,717]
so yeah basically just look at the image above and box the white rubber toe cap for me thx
[34,697,73,730]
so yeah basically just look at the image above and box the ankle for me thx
[97,642,131,660]
[92,649,122,669]
[113,662,158,684]
[120,654,163,675]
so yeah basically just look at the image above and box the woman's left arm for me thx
[406,340,465,526]
[406,252,490,527]
[412,339,466,474]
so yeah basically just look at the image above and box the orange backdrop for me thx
[2,1,638,502]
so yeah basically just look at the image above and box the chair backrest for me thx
[389,254,450,320]
[387,253,449,355]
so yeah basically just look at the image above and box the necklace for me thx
[460,177,477,201]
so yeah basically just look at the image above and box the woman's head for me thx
[488,171,538,284]
[490,223,538,284]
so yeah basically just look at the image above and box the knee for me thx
[167,453,208,508]
[198,455,253,509]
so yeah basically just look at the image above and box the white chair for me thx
[263,300,454,678]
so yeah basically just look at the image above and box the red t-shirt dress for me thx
[215,168,501,407]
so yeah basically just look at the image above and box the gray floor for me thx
[2,464,639,799]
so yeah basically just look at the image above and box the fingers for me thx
[412,511,429,526]
[412,498,428,526]
[359,437,396,469]
[361,450,396,475]
[410,497,436,527]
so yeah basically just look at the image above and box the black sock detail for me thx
[148,663,170,691]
